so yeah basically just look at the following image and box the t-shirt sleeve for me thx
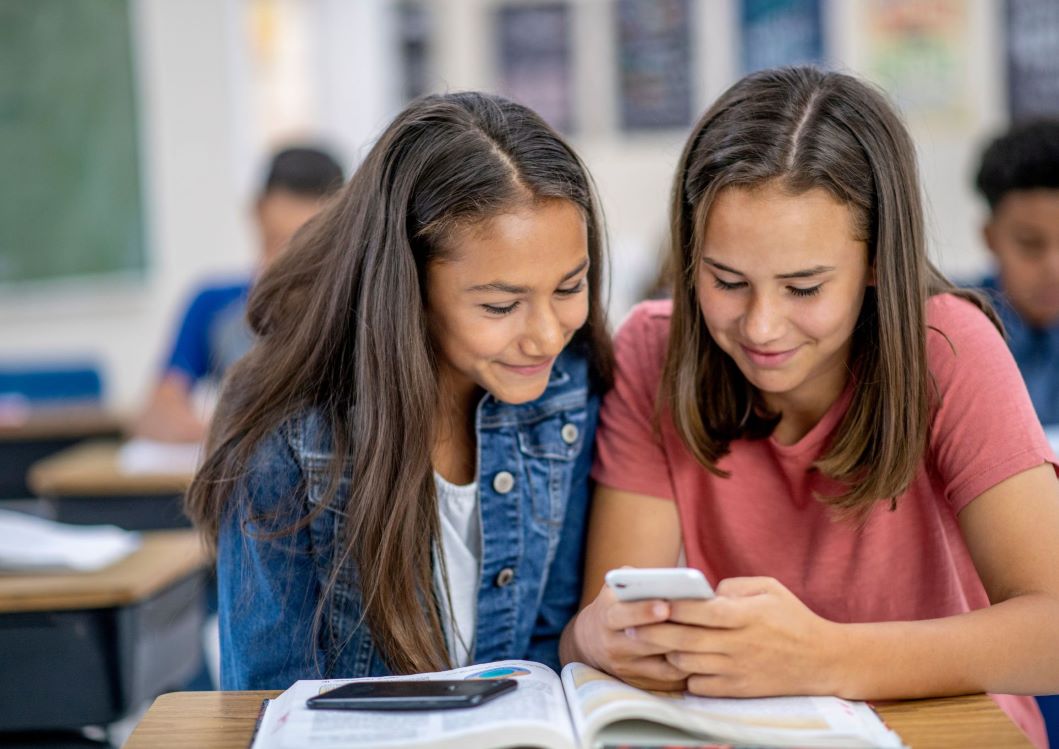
[591,302,675,500]
[163,288,215,383]
[927,294,1058,513]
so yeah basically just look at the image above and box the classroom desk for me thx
[0,530,209,735]
[0,405,124,500]
[124,690,1033,748]
[26,439,193,530]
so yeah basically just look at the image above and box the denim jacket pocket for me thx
[517,404,588,527]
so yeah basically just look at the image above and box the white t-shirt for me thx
[432,472,481,667]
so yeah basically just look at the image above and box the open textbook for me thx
[250,660,905,749]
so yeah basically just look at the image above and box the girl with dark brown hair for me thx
[560,67,1059,748]
[185,92,612,688]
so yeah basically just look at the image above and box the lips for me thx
[500,359,554,376]
[739,344,800,368]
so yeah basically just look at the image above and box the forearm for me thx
[135,374,207,442]
[559,612,590,667]
[832,593,1059,699]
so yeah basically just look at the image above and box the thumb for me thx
[715,576,779,598]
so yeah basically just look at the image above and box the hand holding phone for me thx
[306,679,517,711]
[605,567,715,602]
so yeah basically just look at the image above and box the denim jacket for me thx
[217,348,600,689]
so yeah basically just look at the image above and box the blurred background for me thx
[1,0,1057,414]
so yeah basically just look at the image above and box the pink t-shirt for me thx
[593,294,1053,748]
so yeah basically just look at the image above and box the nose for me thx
[522,304,566,358]
[741,291,786,345]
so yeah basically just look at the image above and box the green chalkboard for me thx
[0,0,146,283]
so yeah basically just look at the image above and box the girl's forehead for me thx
[700,185,865,263]
[430,201,589,287]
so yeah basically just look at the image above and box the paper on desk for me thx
[0,509,141,572]
[117,438,201,475]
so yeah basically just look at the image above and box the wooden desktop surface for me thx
[0,529,207,612]
[0,404,124,441]
[27,438,192,496]
[125,690,1033,748]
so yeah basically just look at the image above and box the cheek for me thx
[695,284,736,336]
[561,295,591,334]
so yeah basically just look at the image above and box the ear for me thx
[982,221,998,256]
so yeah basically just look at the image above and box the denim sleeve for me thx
[216,424,326,690]
[523,391,600,671]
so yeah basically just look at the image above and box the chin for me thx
[490,381,549,405]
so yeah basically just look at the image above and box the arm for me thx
[216,425,325,690]
[633,462,1059,698]
[558,484,688,689]
[133,372,208,442]
[134,288,215,442]
[830,461,1059,698]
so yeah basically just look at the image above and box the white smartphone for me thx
[605,567,715,602]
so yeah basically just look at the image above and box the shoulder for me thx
[183,278,252,317]
[612,299,672,383]
[926,293,1007,367]
[236,408,334,513]
[616,299,673,339]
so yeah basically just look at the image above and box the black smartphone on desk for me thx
[305,679,517,710]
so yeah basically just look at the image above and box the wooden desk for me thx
[0,529,206,613]
[26,439,193,529]
[0,530,210,733]
[0,405,124,499]
[124,690,1032,748]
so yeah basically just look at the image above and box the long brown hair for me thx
[186,92,612,674]
[665,66,997,514]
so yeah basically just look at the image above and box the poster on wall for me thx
[1006,0,1059,119]
[740,0,824,75]
[863,0,971,128]
[616,0,693,130]
[496,3,573,132]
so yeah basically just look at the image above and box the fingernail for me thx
[624,627,636,638]
[653,603,668,617]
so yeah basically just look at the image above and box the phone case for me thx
[605,567,715,601]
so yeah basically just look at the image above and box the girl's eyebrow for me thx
[466,258,590,294]
[702,257,835,280]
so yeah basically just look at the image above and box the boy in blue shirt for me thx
[135,146,343,442]
[975,120,1059,426]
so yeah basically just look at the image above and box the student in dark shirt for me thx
[134,146,343,442]
[974,120,1059,426]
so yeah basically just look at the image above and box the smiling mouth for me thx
[500,359,554,376]
[740,344,800,367]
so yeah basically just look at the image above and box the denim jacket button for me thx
[560,423,579,444]
[492,471,516,494]
[495,567,515,587]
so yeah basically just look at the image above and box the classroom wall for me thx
[0,0,1014,413]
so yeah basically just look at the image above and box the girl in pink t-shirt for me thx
[559,67,1059,748]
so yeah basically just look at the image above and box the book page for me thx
[252,660,577,749]
[561,663,904,748]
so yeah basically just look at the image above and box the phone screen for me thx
[306,679,517,710]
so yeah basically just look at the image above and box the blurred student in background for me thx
[975,120,1059,426]
[134,146,344,442]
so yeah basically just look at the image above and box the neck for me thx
[431,369,481,485]
[765,364,850,446]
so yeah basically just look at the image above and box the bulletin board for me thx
[0,0,146,284]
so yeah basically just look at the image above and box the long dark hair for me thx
[665,66,997,515]
[187,92,612,673]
